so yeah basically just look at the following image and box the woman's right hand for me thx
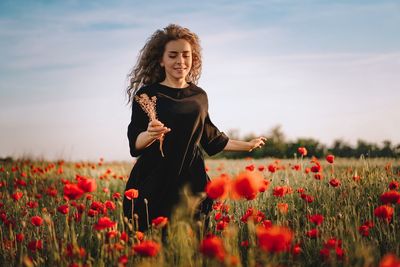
[146,119,171,140]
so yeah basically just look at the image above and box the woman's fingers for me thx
[147,120,171,139]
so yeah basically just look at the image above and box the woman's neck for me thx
[160,78,189,89]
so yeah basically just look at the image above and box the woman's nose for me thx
[176,54,184,63]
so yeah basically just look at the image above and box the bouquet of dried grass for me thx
[134,93,165,157]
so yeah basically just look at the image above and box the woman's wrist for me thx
[135,131,157,151]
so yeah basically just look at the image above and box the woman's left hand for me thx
[248,137,267,152]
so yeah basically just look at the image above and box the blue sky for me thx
[1,0,399,161]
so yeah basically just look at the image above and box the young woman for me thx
[124,24,267,232]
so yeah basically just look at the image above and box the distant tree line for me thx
[213,126,400,159]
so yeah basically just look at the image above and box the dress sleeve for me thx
[200,112,229,156]
[127,94,149,157]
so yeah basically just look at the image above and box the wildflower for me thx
[26,201,39,209]
[306,228,319,238]
[388,181,399,190]
[298,147,307,156]
[30,216,43,227]
[112,192,121,199]
[308,214,324,225]
[105,200,116,211]
[63,184,85,200]
[326,154,335,164]
[28,239,43,252]
[231,171,264,200]
[259,180,270,192]
[268,164,277,173]
[245,164,255,171]
[329,178,341,187]
[273,186,293,197]
[199,235,226,261]
[374,205,394,222]
[314,173,323,180]
[379,253,400,267]
[311,164,321,173]
[94,216,117,230]
[380,191,400,204]
[12,191,23,201]
[300,194,314,203]
[57,204,69,215]
[292,243,302,256]
[277,203,288,214]
[16,233,24,242]
[152,216,168,229]
[205,174,230,200]
[257,225,293,253]
[124,189,139,200]
[77,177,97,193]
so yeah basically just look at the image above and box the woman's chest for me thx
[155,93,208,123]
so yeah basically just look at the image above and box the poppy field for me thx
[0,151,400,267]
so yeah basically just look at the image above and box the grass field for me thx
[0,155,399,266]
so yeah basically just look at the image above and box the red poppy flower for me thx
[292,164,301,171]
[241,207,266,224]
[257,225,293,253]
[28,239,43,252]
[379,253,400,267]
[306,228,319,238]
[94,216,117,230]
[199,235,226,261]
[77,178,97,193]
[300,193,314,203]
[133,240,161,257]
[12,191,23,201]
[292,243,302,256]
[112,192,121,199]
[314,173,323,180]
[16,233,24,242]
[26,201,39,209]
[259,180,270,193]
[374,205,394,222]
[57,204,69,215]
[258,165,265,171]
[329,179,341,187]
[388,181,399,190]
[273,186,293,197]
[63,184,85,200]
[124,189,139,200]
[245,164,255,171]
[91,201,107,214]
[277,203,288,214]
[298,147,307,156]
[205,174,230,200]
[323,237,342,249]
[311,164,321,173]
[152,216,168,229]
[30,216,43,227]
[105,200,116,211]
[358,225,370,237]
[380,191,400,204]
[308,214,324,225]
[231,171,264,200]
[326,154,335,164]
[268,164,277,173]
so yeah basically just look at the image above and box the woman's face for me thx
[160,39,192,82]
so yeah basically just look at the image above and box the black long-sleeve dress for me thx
[123,82,229,231]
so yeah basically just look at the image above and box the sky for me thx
[0,0,399,161]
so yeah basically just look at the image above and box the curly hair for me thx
[126,24,202,105]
